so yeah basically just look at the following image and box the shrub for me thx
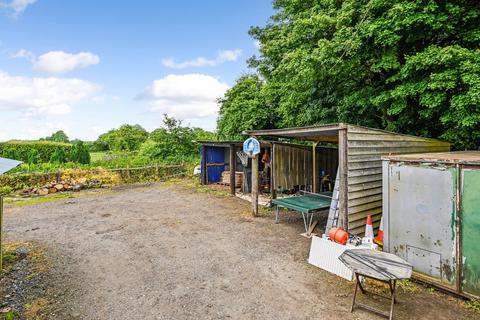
[0,141,72,163]
[70,141,91,164]
[50,147,67,163]
[27,149,41,165]
[2,147,18,160]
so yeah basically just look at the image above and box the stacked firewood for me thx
[21,178,100,196]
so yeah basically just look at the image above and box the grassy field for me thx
[89,152,108,162]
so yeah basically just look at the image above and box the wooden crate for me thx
[221,171,243,188]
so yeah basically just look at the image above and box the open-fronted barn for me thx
[197,140,338,197]
[245,123,451,235]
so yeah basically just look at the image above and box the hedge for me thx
[0,141,72,163]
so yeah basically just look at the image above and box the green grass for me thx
[4,192,77,207]
[1,311,19,320]
[466,300,480,313]
[89,151,108,162]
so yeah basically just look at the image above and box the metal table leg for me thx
[301,212,308,232]
[389,280,397,320]
[275,205,279,223]
[351,273,398,320]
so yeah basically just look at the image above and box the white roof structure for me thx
[0,157,22,175]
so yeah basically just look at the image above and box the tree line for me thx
[1,115,215,167]
[90,115,215,162]
[217,0,480,150]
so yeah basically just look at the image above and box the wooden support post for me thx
[271,144,276,199]
[338,129,349,231]
[251,154,259,217]
[201,145,207,185]
[0,195,3,271]
[312,141,319,193]
[229,144,236,196]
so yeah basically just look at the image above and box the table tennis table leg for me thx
[301,212,308,232]
[275,205,279,224]
[307,212,314,234]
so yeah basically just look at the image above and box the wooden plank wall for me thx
[315,146,338,188]
[273,144,338,192]
[346,125,451,235]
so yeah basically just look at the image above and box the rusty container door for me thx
[461,168,480,296]
[385,164,457,288]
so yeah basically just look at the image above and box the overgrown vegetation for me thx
[93,124,149,152]
[139,115,215,163]
[2,115,214,181]
[0,141,72,163]
[217,0,480,150]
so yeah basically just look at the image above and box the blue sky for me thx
[0,0,273,141]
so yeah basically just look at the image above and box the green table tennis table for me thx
[272,191,333,233]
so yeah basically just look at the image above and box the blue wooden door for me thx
[201,146,225,183]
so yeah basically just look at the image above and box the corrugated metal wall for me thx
[273,143,338,192]
[346,125,451,235]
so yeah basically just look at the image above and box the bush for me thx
[27,149,41,165]
[0,141,72,163]
[50,147,67,163]
[70,141,91,164]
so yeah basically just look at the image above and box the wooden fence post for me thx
[0,195,3,271]
[251,155,259,217]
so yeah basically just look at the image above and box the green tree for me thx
[95,124,149,151]
[232,0,480,149]
[50,147,67,163]
[217,74,275,139]
[44,130,69,143]
[140,115,210,162]
[70,140,91,164]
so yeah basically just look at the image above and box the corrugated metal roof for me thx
[244,123,450,144]
[382,151,480,165]
[0,157,22,174]
[244,123,343,141]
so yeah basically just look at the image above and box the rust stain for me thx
[442,262,453,282]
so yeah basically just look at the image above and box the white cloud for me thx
[12,49,35,61]
[32,51,100,74]
[161,49,241,69]
[1,0,36,17]
[91,126,107,136]
[91,95,120,103]
[12,49,100,74]
[0,70,100,116]
[139,74,229,119]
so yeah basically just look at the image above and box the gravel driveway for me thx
[3,182,478,319]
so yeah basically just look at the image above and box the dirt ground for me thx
[2,181,479,320]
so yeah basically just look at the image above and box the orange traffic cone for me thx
[364,215,374,240]
[374,216,384,246]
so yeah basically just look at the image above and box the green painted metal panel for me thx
[462,169,480,296]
